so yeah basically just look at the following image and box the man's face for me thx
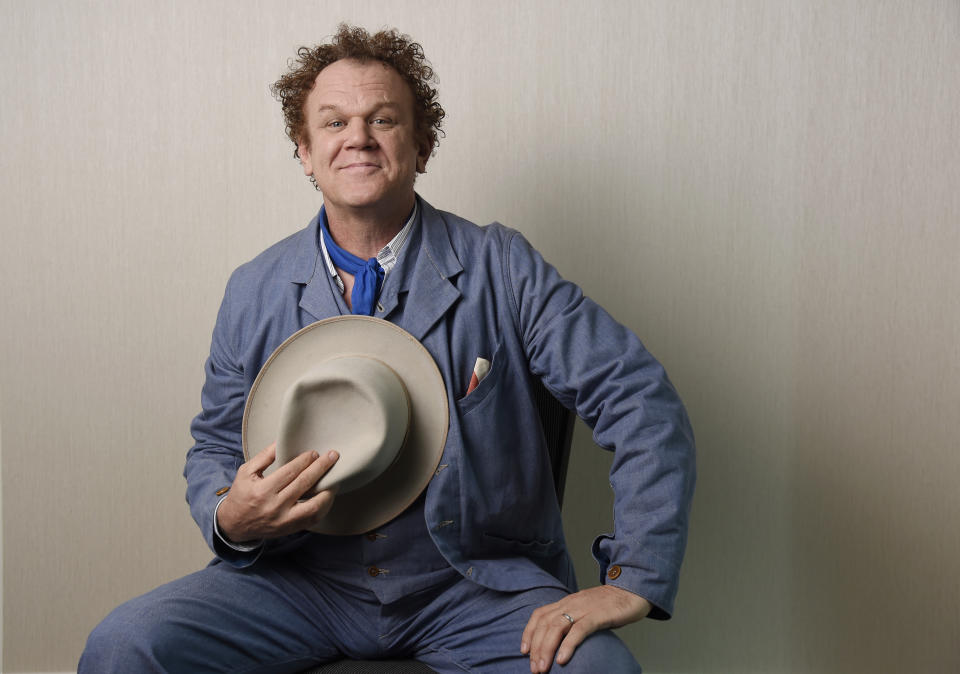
[298,59,430,219]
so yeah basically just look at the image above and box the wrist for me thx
[214,495,260,550]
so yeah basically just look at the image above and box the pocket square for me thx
[465,357,491,396]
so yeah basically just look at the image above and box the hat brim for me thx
[242,316,448,535]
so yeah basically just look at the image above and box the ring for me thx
[561,612,575,625]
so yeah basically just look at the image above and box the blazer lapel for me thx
[290,210,343,322]
[382,198,463,341]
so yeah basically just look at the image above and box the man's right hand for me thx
[217,443,339,544]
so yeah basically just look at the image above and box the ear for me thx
[416,140,432,174]
[298,137,314,177]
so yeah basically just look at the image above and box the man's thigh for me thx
[79,558,379,674]
[395,582,642,674]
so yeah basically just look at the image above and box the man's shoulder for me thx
[228,215,319,289]
[420,199,519,252]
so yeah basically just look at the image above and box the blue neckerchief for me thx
[319,207,385,316]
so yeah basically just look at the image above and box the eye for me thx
[371,118,392,126]
[328,120,344,128]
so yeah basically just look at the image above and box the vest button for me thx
[367,566,380,577]
[607,564,622,580]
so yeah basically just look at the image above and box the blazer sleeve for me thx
[183,272,265,567]
[503,230,696,619]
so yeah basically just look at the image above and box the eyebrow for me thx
[314,102,403,114]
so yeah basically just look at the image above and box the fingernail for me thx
[328,450,339,460]
[310,451,319,459]
[557,649,567,663]
[520,641,528,653]
[539,659,547,671]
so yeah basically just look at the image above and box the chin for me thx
[343,194,389,210]
[344,189,413,211]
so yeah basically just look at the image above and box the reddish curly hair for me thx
[271,24,445,161]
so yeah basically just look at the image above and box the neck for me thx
[324,195,414,259]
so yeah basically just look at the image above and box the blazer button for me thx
[367,566,380,577]
[607,565,622,580]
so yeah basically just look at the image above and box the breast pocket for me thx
[453,337,556,534]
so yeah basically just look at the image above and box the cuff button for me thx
[607,564,622,580]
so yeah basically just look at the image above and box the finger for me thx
[282,450,339,500]
[555,620,593,666]
[265,449,321,491]
[520,622,531,654]
[289,485,339,527]
[520,604,544,654]
[520,602,559,655]
[530,612,572,673]
[525,607,560,673]
[525,607,550,669]
[242,442,277,475]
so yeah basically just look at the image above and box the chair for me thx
[300,377,576,673]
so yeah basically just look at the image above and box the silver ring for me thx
[561,612,575,625]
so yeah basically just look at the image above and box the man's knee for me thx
[79,597,170,673]
[558,629,641,673]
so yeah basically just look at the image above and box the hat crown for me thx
[276,355,411,495]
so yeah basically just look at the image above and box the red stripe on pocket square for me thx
[465,357,491,396]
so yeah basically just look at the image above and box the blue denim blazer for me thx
[184,197,695,618]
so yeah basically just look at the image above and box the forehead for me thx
[308,59,414,109]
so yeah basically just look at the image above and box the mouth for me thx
[341,162,380,172]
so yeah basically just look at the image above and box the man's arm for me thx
[184,270,340,564]
[503,231,696,670]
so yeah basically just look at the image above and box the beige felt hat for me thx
[242,316,448,535]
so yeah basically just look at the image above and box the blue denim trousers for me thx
[79,553,641,673]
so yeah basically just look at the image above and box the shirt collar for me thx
[319,201,419,292]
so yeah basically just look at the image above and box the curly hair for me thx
[271,24,445,162]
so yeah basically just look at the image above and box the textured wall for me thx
[2,1,959,672]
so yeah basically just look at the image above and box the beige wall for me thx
[2,1,959,672]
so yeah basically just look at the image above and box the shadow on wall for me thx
[788,379,960,672]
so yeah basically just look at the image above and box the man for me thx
[81,24,695,673]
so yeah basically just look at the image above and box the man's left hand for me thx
[520,584,651,673]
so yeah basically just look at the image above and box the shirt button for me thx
[367,566,380,577]
[607,565,622,580]
[366,533,378,542]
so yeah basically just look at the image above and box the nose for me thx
[344,118,376,150]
